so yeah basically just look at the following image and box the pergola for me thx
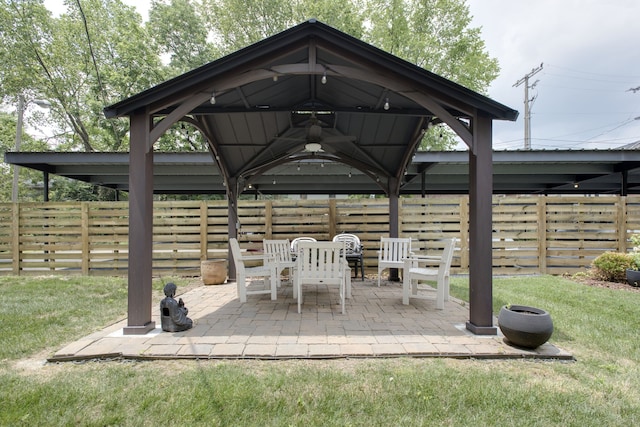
[8,149,640,195]
[100,19,518,335]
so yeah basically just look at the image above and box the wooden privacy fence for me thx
[1,195,639,277]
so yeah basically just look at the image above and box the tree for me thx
[0,0,164,153]
[148,0,220,76]
[363,0,499,149]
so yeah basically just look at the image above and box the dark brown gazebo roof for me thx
[103,19,517,197]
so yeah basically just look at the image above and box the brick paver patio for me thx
[51,278,573,361]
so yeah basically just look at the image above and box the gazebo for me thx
[102,19,518,335]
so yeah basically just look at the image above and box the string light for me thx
[210,90,216,105]
[383,98,390,110]
[321,71,327,84]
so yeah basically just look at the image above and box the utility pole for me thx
[513,63,543,150]
[11,95,25,203]
[12,95,51,203]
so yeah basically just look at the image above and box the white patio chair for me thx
[332,233,365,279]
[229,238,277,303]
[290,236,317,254]
[402,238,455,309]
[377,237,413,287]
[263,239,296,289]
[295,241,349,314]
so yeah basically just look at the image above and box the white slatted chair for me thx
[229,238,277,303]
[263,239,296,289]
[377,237,413,287]
[295,241,349,314]
[290,236,317,254]
[402,238,455,309]
[332,233,365,279]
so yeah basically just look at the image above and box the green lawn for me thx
[2,275,639,426]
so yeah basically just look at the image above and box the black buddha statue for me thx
[160,282,193,332]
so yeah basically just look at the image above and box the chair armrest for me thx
[411,255,441,261]
[405,254,441,268]
[241,254,274,262]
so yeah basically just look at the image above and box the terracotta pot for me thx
[498,305,553,349]
[201,259,227,285]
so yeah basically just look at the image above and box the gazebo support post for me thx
[227,177,238,281]
[123,110,155,335]
[388,182,400,281]
[466,113,497,335]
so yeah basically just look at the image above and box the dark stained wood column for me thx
[466,113,497,335]
[388,178,400,281]
[123,110,156,335]
[227,177,238,281]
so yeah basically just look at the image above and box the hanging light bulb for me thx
[210,90,216,105]
[297,164,300,171]
[321,71,327,84]
[273,179,277,185]
[348,171,352,178]
[273,74,278,82]
[384,98,390,110]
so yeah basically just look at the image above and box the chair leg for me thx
[270,275,277,301]
[436,280,444,310]
[444,276,450,301]
[377,268,382,287]
[237,272,247,303]
[402,273,410,305]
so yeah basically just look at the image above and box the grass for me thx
[2,274,640,426]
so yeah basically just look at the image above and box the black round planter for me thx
[498,305,554,349]
[626,269,640,287]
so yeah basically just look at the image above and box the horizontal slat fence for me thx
[1,195,638,277]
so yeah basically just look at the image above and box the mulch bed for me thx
[565,273,640,293]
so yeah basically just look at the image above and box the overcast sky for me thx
[467,0,640,150]
[45,0,640,151]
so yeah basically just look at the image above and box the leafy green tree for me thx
[148,0,220,76]
[0,0,166,200]
[0,0,164,153]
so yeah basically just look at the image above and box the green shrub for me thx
[592,252,634,282]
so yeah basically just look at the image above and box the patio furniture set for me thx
[228,234,455,315]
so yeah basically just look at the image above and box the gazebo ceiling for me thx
[103,19,518,196]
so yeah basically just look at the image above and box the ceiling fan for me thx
[278,111,356,152]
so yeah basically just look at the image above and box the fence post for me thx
[200,201,208,260]
[81,202,89,275]
[537,196,547,274]
[12,203,20,275]
[329,199,336,237]
[618,195,627,253]
[265,200,273,239]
